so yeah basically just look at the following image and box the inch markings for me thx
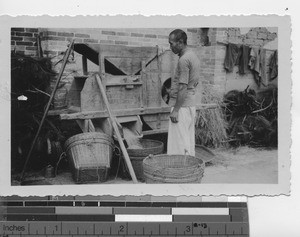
[0,221,249,236]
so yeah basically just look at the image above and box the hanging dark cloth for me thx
[238,44,250,74]
[248,47,268,87]
[249,47,260,85]
[224,43,240,72]
[269,50,278,80]
[260,49,268,86]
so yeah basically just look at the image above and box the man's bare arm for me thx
[170,83,187,123]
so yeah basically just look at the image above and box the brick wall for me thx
[11,27,278,108]
[40,28,200,56]
[11,27,203,108]
[226,27,277,46]
[11,28,40,57]
[207,27,278,95]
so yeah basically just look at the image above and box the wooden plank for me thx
[157,45,162,108]
[98,45,107,91]
[141,60,147,108]
[98,44,157,75]
[76,120,88,132]
[98,44,157,60]
[142,129,168,135]
[82,55,88,75]
[48,108,69,116]
[106,82,143,87]
[156,113,161,129]
[60,104,218,120]
[80,76,105,112]
[143,113,169,130]
[92,118,113,137]
[95,74,138,183]
[88,119,95,132]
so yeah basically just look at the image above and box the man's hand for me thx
[170,109,179,123]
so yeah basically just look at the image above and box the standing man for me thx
[167,29,201,156]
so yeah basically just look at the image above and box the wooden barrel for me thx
[143,154,205,183]
[64,132,114,183]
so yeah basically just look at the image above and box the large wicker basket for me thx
[126,139,164,182]
[142,154,205,183]
[64,132,114,184]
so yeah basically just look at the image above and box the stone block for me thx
[257,32,267,40]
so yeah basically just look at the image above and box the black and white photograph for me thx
[0,15,291,196]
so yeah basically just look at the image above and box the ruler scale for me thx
[0,196,249,236]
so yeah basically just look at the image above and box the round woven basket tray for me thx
[127,139,164,157]
[143,154,205,184]
[195,144,215,164]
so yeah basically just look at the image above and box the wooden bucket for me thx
[127,139,164,182]
[143,154,205,183]
[64,132,114,183]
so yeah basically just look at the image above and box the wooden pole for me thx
[95,74,138,183]
[20,40,75,182]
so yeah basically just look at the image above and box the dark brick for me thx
[16,41,34,46]
[11,41,15,45]
[16,32,33,37]
[144,34,157,38]
[16,51,25,55]
[131,33,144,37]
[11,28,25,32]
[11,31,15,36]
[115,40,128,45]
[101,30,116,35]
[44,50,58,56]
[23,37,37,42]
[83,38,99,43]
[187,28,198,33]
[26,28,39,33]
[158,35,168,39]
[11,36,23,41]
[75,33,90,38]
[45,36,66,41]
[26,46,37,50]
[24,51,37,57]
[46,31,58,36]
[117,32,130,36]
[58,32,74,37]
[68,37,83,43]
[100,39,114,44]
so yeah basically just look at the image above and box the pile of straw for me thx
[195,85,228,148]
[223,86,277,147]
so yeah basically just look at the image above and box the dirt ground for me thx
[202,146,278,184]
[12,146,277,185]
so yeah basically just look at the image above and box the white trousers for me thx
[167,107,196,156]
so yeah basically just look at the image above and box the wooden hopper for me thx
[60,43,208,136]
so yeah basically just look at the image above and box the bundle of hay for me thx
[195,85,228,148]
